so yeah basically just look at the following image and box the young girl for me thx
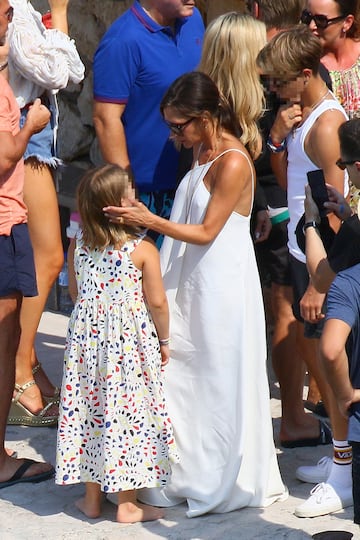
[55,164,177,523]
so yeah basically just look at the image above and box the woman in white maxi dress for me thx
[104,72,287,517]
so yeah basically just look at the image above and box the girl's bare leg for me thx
[117,489,164,523]
[76,482,102,519]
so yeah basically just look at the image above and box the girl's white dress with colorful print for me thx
[55,235,177,493]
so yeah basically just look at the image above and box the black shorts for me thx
[254,219,292,287]
[290,255,324,339]
[350,441,360,524]
[0,223,38,298]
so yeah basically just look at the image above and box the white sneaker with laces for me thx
[294,482,353,518]
[296,456,332,483]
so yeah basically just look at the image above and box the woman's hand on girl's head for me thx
[103,199,154,228]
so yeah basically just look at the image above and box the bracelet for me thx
[159,338,170,346]
[266,135,287,153]
[303,221,319,234]
[0,61,8,72]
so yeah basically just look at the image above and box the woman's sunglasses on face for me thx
[165,117,195,136]
[300,9,345,30]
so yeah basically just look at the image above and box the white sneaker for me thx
[294,482,353,518]
[296,456,332,483]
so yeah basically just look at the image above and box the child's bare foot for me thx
[75,496,101,519]
[117,501,164,523]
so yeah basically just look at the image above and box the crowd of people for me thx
[1,0,360,533]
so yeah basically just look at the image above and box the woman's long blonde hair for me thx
[199,12,267,159]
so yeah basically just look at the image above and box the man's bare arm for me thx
[0,99,50,176]
[93,101,130,171]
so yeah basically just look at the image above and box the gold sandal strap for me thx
[13,380,36,403]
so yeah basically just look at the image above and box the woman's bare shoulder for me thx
[217,142,253,171]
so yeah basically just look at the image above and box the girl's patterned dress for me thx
[55,234,177,493]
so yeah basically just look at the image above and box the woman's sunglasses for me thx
[165,117,195,136]
[300,9,345,30]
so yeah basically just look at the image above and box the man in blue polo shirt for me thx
[93,0,204,244]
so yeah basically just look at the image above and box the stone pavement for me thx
[1,310,359,540]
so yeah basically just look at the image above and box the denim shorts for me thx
[0,223,38,297]
[20,102,59,167]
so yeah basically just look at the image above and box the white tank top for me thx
[287,97,348,263]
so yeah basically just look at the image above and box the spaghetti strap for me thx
[209,148,255,216]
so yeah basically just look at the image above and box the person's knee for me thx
[271,284,296,321]
[35,248,64,282]
[50,249,64,277]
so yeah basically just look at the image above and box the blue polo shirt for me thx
[93,1,204,192]
[326,264,360,442]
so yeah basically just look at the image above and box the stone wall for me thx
[31,0,245,168]
[31,0,132,167]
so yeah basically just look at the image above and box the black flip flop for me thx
[281,420,332,449]
[304,399,329,418]
[0,458,55,489]
[312,532,353,540]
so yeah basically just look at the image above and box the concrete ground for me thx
[1,310,359,540]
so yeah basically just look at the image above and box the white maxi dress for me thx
[139,149,287,517]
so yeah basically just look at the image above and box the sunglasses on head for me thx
[165,117,195,135]
[336,158,359,170]
[300,9,345,29]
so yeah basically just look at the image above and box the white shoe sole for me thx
[295,457,332,484]
[295,495,353,518]
[296,469,330,483]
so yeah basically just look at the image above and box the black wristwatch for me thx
[303,221,319,234]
